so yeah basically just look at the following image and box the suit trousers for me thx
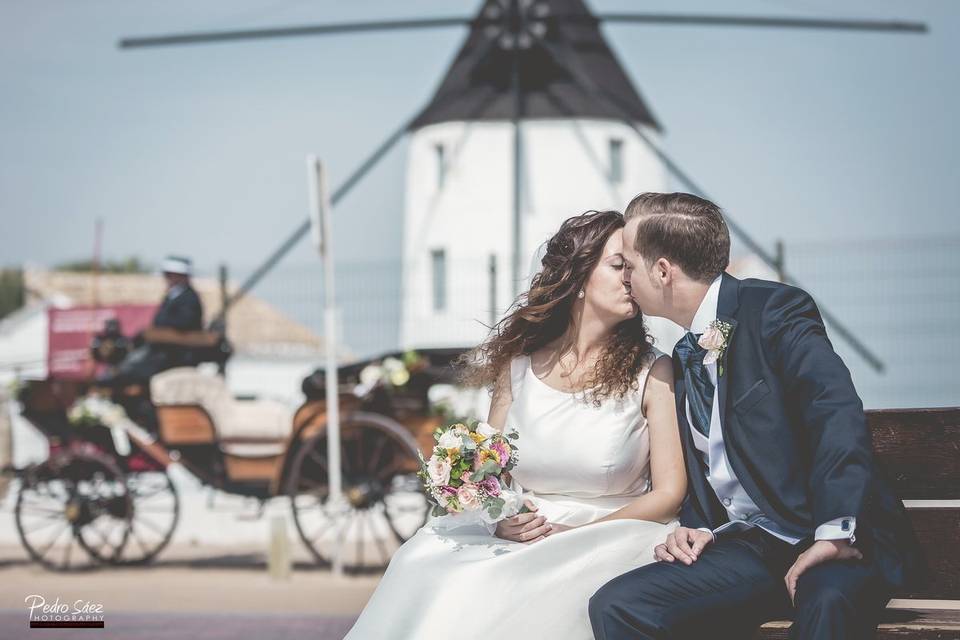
[589,526,892,640]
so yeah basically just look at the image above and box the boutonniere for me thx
[698,319,734,376]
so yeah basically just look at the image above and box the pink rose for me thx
[426,456,451,486]
[457,483,481,510]
[698,326,724,351]
[490,441,511,466]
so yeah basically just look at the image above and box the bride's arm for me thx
[488,363,552,543]
[565,356,687,529]
[485,364,513,431]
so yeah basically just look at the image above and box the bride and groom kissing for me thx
[346,192,923,639]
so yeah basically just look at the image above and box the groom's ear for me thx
[655,257,673,284]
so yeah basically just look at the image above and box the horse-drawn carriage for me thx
[9,320,470,573]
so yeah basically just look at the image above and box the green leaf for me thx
[472,460,501,481]
[431,505,447,517]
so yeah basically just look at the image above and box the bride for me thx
[345,210,686,639]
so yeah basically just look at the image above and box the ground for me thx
[0,541,376,639]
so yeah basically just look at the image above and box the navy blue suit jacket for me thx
[674,273,923,590]
[153,285,203,332]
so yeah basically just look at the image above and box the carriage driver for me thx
[96,255,204,387]
[153,255,203,334]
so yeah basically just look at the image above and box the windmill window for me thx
[431,248,447,312]
[609,138,624,183]
[435,143,446,189]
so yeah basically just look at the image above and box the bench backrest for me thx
[867,407,960,599]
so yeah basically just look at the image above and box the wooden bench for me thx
[757,407,960,639]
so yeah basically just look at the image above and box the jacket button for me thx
[721,498,732,507]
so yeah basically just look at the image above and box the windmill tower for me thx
[399,0,680,350]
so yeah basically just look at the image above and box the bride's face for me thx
[581,229,639,322]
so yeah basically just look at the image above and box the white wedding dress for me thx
[344,348,676,640]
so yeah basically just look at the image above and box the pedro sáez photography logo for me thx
[24,594,106,629]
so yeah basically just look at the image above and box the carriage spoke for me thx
[307,447,329,469]
[36,522,71,559]
[371,516,392,564]
[367,436,388,473]
[130,528,152,555]
[132,515,168,535]
[61,535,74,569]
[375,458,404,481]
[356,511,366,568]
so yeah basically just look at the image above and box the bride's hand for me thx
[495,500,552,544]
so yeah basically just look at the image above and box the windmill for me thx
[119,0,927,371]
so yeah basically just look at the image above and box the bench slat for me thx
[758,607,960,639]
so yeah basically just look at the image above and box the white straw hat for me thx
[161,255,192,276]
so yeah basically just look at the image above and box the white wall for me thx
[400,118,682,351]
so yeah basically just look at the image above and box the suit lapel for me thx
[715,273,741,429]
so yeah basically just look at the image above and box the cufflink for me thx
[841,519,850,532]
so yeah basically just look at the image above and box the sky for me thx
[2,0,957,269]
[1,0,958,407]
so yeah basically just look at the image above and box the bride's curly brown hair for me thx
[458,210,653,406]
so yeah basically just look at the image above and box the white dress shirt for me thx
[165,283,187,301]
[684,275,855,545]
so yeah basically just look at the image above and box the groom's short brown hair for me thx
[624,192,730,283]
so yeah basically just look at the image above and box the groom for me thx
[589,193,923,639]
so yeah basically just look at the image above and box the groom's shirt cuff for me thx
[696,527,716,542]
[814,517,856,543]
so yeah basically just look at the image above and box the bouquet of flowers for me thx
[418,420,528,524]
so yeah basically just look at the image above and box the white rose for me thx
[381,357,404,374]
[426,456,451,486]
[359,364,383,387]
[499,488,525,518]
[437,430,462,452]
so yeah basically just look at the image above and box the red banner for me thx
[47,305,156,380]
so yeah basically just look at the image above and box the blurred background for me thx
[0,1,957,637]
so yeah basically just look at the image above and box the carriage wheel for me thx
[288,412,429,572]
[110,470,179,565]
[15,447,131,571]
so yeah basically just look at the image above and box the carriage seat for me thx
[149,367,293,456]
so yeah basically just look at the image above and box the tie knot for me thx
[675,331,705,368]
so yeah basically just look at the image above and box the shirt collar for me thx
[688,274,723,334]
[166,283,187,299]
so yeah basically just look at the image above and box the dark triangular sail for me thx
[410,0,661,130]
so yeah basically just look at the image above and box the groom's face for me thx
[622,216,663,316]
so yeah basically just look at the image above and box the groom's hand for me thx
[655,526,713,565]
[784,540,863,605]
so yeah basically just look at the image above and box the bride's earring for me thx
[577,289,585,299]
